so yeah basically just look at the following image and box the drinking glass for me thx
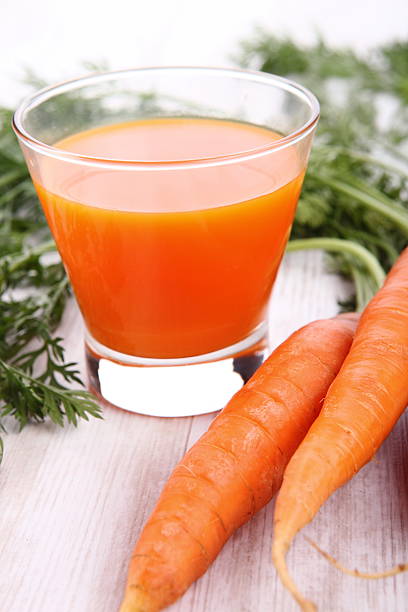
[13,67,319,417]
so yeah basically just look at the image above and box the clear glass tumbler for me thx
[13,67,319,417]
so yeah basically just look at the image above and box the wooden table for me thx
[0,250,407,612]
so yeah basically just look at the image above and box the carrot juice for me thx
[34,118,305,359]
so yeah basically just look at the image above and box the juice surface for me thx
[36,118,304,359]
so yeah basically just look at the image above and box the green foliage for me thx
[0,105,101,460]
[238,32,408,309]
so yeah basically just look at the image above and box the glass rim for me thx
[12,66,320,170]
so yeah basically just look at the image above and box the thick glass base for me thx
[85,324,268,417]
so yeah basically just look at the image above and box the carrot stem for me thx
[287,237,386,309]
[0,168,25,190]
[0,180,28,205]
[0,239,57,289]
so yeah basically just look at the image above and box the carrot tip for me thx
[305,536,408,580]
[272,540,317,612]
[119,586,159,612]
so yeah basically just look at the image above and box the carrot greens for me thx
[239,34,408,309]
[0,108,101,456]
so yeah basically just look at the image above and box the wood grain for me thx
[0,251,407,612]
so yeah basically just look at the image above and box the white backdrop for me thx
[1,0,408,106]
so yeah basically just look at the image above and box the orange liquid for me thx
[35,119,304,359]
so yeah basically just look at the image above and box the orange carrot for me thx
[119,314,358,612]
[272,247,408,612]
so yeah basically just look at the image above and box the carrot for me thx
[272,247,408,612]
[119,313,358,612]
